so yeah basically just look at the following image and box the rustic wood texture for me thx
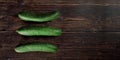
[0,0,120,60]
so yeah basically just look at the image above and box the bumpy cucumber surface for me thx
[16,26,61,36]
[15,43,57,53]
[18,11,60,22]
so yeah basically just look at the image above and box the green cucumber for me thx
[15,43,57,53]
[16,26,61,36]
[18,11,60,22]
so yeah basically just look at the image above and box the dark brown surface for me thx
[0,0,120,60]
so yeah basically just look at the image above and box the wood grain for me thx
[0,32,120,60]
[0,0,16,2]
[0,5,120,32]
[1,0,120,5]
[23,0,120,5]
[0,0,120,60]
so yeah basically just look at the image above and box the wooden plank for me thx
[0,0,17,6]
[0,49,120,60]
[0,5,120,32]
[0,32,120,46]
[0,0,16,2]
[0,32,120,60]
[0,32,119,50]
[0,1,120,60]
[23,0,120,5]
[1,0,120,6]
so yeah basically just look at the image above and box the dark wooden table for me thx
[0,0,120,60]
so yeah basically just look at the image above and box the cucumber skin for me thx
[16,26,62,36]
[18,11,60,22]
[15,43,57,53]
